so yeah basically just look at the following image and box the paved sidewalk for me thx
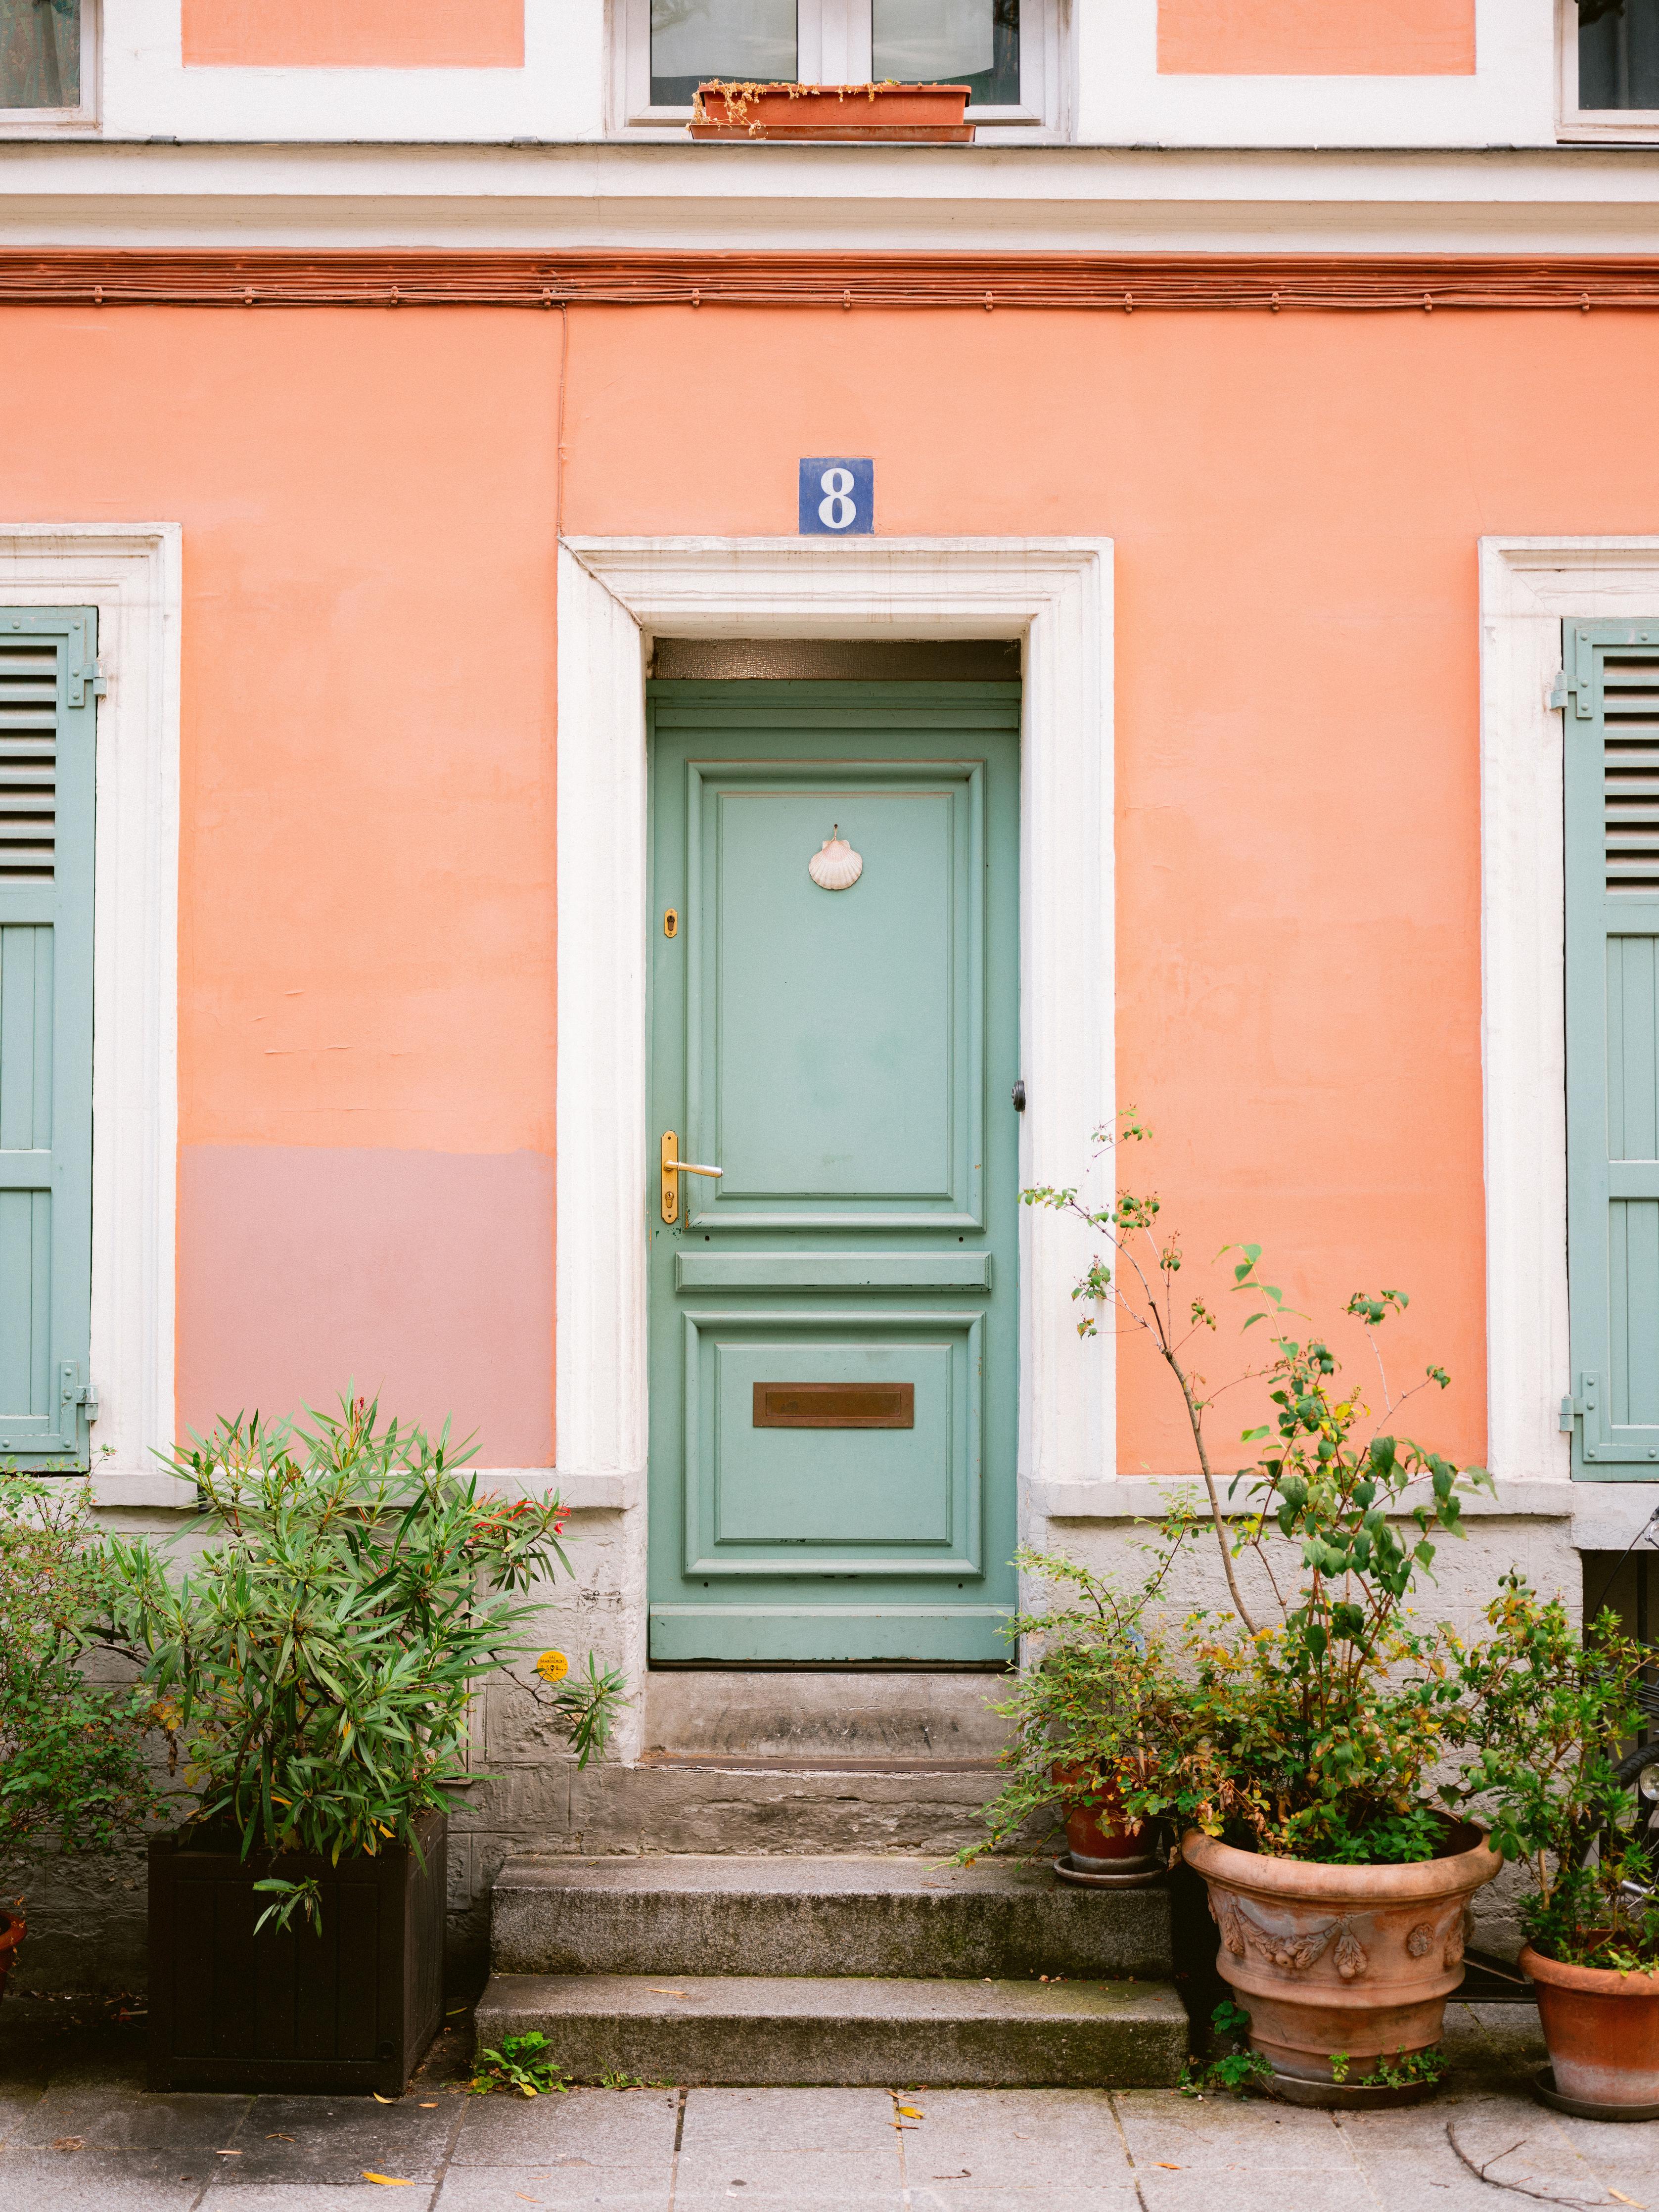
[3,1996,1656,2211]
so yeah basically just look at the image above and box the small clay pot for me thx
[1183,1824,1501,2102]
[1521,1943,1659,2112]
[0,1908,24,2001]
[1053,1763,1151,1870]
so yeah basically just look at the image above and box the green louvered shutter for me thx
[0,608,96,1471]
[1565,620,1659,1476]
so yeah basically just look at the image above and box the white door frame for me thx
[555,536,1114,1730]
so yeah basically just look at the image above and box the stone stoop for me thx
[554,1667,1013,1859]
[476,1855,1190,2087]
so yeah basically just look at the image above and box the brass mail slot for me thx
[753,1382,915,1430]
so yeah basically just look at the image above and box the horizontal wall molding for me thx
[9,250,1659,311]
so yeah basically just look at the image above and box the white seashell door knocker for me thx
[808,825,863,892]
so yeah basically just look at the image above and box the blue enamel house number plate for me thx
[799,458,874,536]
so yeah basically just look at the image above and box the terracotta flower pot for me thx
[1521,1943,1659,2110]
[690,82,974,142]
[1053,1763,1154,1870]
[1183,1824,1501,2101]
[0,1908,24,2001]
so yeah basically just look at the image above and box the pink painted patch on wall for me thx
[183,0,523,69]
[1158,0,1475,74]
[177,1146,553,1467]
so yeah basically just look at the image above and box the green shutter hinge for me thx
[1548,668,1592,717]
[1564,1372,1602,1449]
[67,661,106,708]
[58,1362,99,1429]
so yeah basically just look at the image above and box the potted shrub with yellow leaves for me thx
[1019,1120,1502,2107]
[962,1545,1182,1882]
[101,1398,625,2097]
[1453,1584,1659,2119]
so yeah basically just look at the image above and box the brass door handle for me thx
[660,1131,722,1224]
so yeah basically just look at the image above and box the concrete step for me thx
[474,1971,1188,2087]
[491,1854,1173,1981]
[562,1755,1002,1856]
[642,1670,1012,1764]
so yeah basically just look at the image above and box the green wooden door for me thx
[0,608,97,1471]
[1564,622,1659,1476]
[647,682,1020,1661]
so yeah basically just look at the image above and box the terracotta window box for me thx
[689,81,974,143]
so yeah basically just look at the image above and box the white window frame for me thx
[1557,0,1659,141]
[0,525,182,1506]
[0,0,98,134]
[613,0,1059,136]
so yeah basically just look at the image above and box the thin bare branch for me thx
[1445,2124,1613,2208]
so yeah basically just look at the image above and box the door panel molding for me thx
[681,1305,985,1579]
[684,755,984,1230]
[556,539,1113,1737]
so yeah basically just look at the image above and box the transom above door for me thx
[646,681,1020,1663]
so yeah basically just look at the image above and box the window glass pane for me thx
[0,0,79,108]
[1579,0,1659,110]
[872,0,1019,106]
[651,0,796,106]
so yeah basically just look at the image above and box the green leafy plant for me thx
[1353,2047,1446,2089]
[470,2031,570,2097]
[97,1396,629,1930]
[0,1471,166,1889]
[1181,2000,1273,2096]
[961,1538,1192,1862]
[1023,1118,1493,1865]
[1450,1579,1659,1969]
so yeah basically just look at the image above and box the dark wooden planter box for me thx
[147,1810,446,2096]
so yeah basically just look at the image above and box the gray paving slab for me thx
[1112,2089,1357,2171]
[904,2193,1141,2212]
[0,2083,45,2142]
[677,2085,896,2154]
[5,2084,251,2172]
[225,2093,457,2185]
[1544,2106,1659,2166]
[433,2174,669,2212]
[1132,2172,1378,2212]
[0,2146,206,2207]
[884,2088,1131,2187]
[199,2190,439,2212]
[451,2086,680,2168]
[674,2146,903,2195]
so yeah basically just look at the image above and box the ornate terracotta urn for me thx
[1183,1824,1501,2103]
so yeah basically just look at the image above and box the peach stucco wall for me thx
[552,300,1653,1474]
[1158,0,1475,75]
[4,295,1653,1474]
[0,307,559,1462]
[183,0,523,68]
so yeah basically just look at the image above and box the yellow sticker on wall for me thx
[535,1650,570,1683]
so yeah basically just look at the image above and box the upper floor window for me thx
[0,0,89,123]
[621,0,1049,132]
[1563,0,1659,134]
